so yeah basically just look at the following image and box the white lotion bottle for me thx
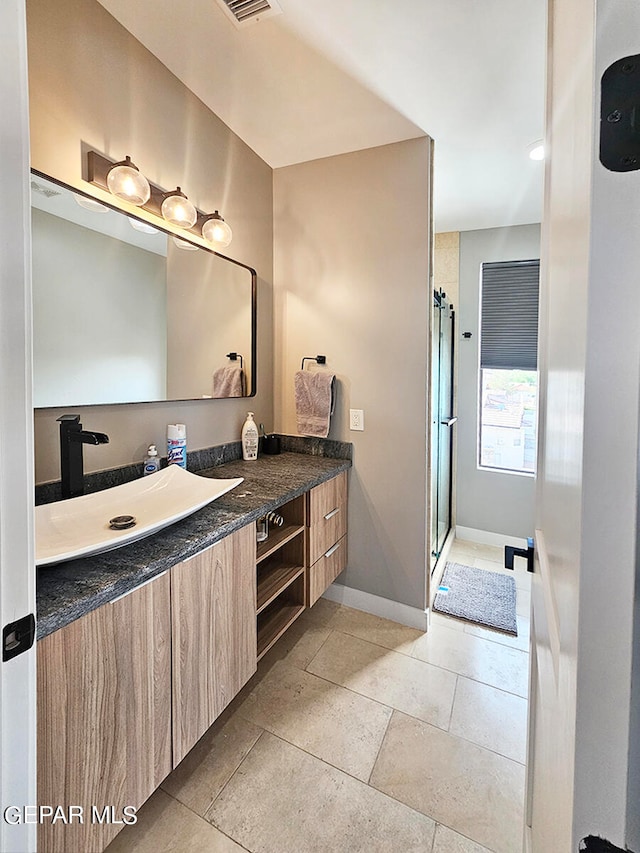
[241,412,259,461]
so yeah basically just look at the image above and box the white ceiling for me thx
[96,0,546,233]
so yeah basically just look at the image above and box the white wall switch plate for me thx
[350,409,364,431]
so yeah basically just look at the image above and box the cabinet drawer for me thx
[307,534,347,607]
[307,471,347,565]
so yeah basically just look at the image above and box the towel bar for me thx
[226,351,244,370]
[301,355,326,370]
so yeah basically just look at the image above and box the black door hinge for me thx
[600,54,640,172]
[580,835,633,853]
[2,613,35,662]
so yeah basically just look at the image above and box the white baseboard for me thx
[455,525,528,550]
[322,583,428,632]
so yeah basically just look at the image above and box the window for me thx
[478,260,540,475]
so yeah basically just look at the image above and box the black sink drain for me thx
[109,515,137,530]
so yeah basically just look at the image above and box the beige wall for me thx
[273,138,432,611]
[27,0,273,482]
[457,224,539,539]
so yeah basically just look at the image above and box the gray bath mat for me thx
[433,562,517,635]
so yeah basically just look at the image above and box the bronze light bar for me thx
[86,150,225,242]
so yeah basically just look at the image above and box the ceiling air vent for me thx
[214,0,282,28]
[30,179,62,199]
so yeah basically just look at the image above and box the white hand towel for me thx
[294,370,335,437]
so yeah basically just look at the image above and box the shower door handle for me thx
[440,417,457,427]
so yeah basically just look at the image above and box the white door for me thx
[528,1,640,850]
[0,1,37,852]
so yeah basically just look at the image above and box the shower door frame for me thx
[431,288,456,568]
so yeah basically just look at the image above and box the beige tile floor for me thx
[106,539,531,853]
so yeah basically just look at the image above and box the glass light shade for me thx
[528,141,545,161]
[106,157,150,205]
[161,188,197,228]
[73,194,109,213]
[202,212,232,248]
[128,217,159,234]
[173,236,199,251]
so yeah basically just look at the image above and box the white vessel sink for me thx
[36,465,243,567]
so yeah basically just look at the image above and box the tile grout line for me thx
[262,730,444,833]
[288,662,401,715]
[155,788,255,853]
[248,660,527,769]
[433,818,501,853]
[446,674,459,732]
[263,728,390,789]
[160,598,524,853]
[366,706,394,787]
[201,728,269,826]
[408,645,530,699]
[321,612,426,660]
[366,719,526,853]
[302,621,339,671]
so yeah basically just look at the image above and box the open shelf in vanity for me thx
[255,493,306,660]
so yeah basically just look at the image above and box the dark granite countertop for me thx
[36,451,351,640]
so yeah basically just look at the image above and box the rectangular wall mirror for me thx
[30,172,257,407]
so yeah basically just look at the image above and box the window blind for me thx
[480,259,540,371]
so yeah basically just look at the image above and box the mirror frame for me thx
[31,169,258,405]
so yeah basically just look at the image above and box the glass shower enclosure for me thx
[431,289,456,568]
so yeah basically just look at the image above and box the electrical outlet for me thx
[350,409,364,431]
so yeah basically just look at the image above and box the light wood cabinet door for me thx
[37,571,172,853]
[308,534,348,607]
[171,523,257,766]
[307,471,348,566]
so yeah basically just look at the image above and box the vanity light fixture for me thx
[173,236,199,251]
[73,194,109,213]
[128,217,159,234]
[105,156,151,205]
[528,140,545,161]
[86,150,232,249]
[202,211,233,248]
[161,188,198,228]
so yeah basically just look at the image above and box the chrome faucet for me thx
[57,414,109,499]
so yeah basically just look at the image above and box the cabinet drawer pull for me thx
[324,541,341,559]
[324,507,340,521]
[109,571,168,604]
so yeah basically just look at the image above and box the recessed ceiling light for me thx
[528,140,545,161]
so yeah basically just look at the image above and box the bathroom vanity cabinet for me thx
[37,525,255,853]
[37,570,172,853]
[36,459,349,853]
[307,470,348,606]
[171,524,256,765]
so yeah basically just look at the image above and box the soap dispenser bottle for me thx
[143,444,161,476]
[241,412,259,461]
